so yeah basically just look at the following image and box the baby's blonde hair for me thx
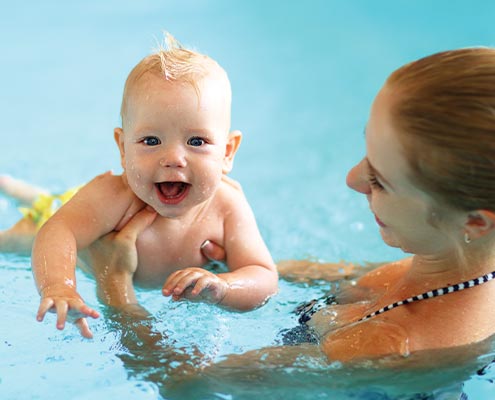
[120,33,225,125]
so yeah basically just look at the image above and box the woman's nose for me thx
[159,145,186,168]
[346,159,371,195]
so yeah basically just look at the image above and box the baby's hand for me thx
[162,268,229,305]
[37,285,100,339]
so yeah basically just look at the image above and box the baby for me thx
[31,34,278,338]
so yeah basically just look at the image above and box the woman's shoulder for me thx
[357,258,413,290]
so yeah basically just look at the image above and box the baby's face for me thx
[117,72,233,218]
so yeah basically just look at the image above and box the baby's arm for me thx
[32,173,134,337]
[205,187,278,310]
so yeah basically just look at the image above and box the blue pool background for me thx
[1,1,495,399]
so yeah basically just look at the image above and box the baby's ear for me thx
[114,128,126,169]
[222,130,242,174]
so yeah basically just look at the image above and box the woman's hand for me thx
[200,239,226,262]
[87,206,157,307]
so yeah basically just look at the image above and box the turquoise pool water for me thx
[2,1,495,398]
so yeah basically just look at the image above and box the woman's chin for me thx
[379,229,401,249]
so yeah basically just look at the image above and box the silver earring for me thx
[464,232,471,244]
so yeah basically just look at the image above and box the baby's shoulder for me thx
[80,171,142,215]
[216,175,247,202]
[87,171,129,193]
[219,175,244,193]
[212,175,253,218]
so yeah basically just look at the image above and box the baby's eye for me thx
[142,136,161,146]
[187,136,206,147]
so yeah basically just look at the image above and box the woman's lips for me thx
[375,214,386,227]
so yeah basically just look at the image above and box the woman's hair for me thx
[386,48,495,212]
[120,32,225,124]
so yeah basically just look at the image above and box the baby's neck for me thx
[154,196,214,224]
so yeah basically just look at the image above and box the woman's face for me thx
[346,86,464,256]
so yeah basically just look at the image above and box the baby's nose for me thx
[159,146,186,168]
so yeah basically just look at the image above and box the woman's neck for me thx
[408,241,495,288]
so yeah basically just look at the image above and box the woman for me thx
[298,47,495,361]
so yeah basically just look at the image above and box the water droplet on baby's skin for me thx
[64,278,75,287]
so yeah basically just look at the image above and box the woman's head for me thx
[347,48,495,256]
[385,48,495,213]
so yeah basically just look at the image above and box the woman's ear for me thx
[222,130,242,174]
[114,128,126,169]
[464,210,495,241]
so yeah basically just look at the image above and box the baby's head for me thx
[120,33,232,131]
[115,34,242,217]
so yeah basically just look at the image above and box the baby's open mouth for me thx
[155,182,191,204]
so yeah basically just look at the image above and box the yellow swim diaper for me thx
[19,186,81,229]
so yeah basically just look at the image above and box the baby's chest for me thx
[133,218,224,286]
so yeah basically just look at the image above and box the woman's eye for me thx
[143,137,161,146]
[187,137,205,147]
[368,174,385,191]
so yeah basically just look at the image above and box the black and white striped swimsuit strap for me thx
[359,270,495,322]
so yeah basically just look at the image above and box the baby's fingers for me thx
[191,277,228,303]
[36,298,71,330]
[55,300,69,330]
[76,304,100,320]
[75,318,93,339]
[162,270,193,296]
[189,276,213,296]
[36,297,56,322]
[37,297,99,337]
[65,301,100,325]
[163,270,202,297]
[63,302,99,338]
